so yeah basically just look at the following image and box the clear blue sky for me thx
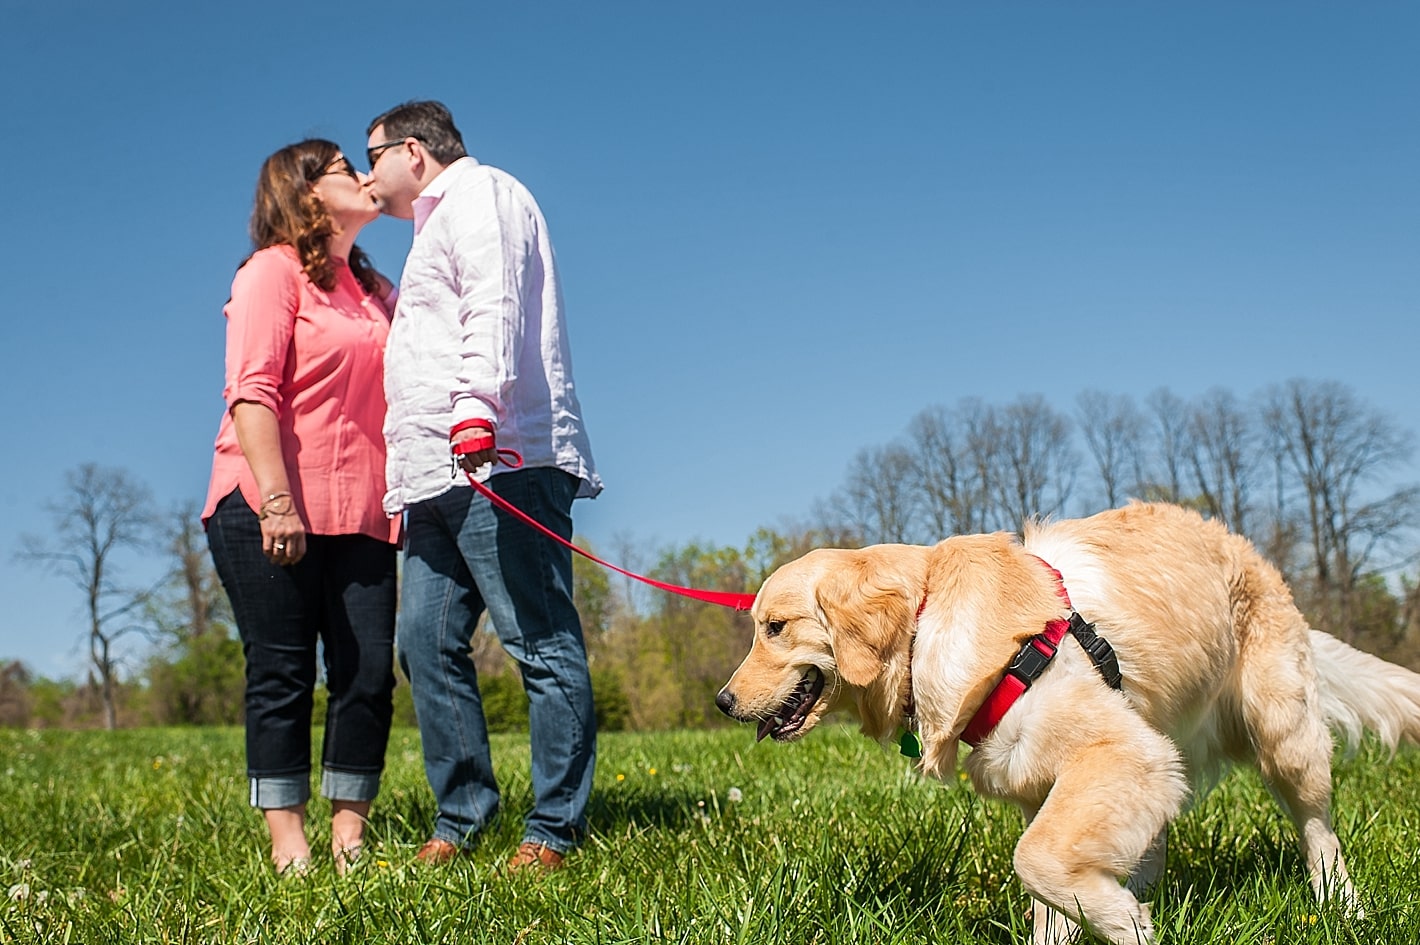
[1,2,1416,679]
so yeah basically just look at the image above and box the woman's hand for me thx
[260,496,307,565]
[230,401,307,566]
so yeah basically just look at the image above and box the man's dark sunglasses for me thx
[367,138,412,170]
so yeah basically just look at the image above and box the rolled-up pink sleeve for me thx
[223,250,300,413]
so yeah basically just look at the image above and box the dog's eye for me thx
[766,620,786,637]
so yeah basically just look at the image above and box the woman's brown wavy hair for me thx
[246,139,379,294]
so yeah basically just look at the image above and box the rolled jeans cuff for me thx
[322,768,381,803]
[249,775,310,810]
[522,834,573,856]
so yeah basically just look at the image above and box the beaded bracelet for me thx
[258,491,294,520]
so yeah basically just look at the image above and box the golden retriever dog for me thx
[716,502,1420,945]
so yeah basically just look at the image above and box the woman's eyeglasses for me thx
[315,156,359,181]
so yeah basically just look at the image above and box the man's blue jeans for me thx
[398,468,596,854]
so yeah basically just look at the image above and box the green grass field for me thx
[2,724,1418,943]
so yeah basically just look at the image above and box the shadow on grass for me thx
[364,779,710,853]
[587,783,708,833]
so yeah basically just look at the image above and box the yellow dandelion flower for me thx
[616,773,625,782]
[648,767,657,776]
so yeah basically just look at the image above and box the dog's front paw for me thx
[1029,900,1082,945]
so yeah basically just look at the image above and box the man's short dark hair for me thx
[368,100,468,165]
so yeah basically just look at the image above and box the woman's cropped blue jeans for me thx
[207,489,397,809]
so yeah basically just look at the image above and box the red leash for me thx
[455,447,757,612]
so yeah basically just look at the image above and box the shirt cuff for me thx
[225,381,280,414]
[450,396,497,431]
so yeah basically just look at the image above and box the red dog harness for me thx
[902,557,1122,754]
[958,558,1122,747]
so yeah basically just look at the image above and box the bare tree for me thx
[990,394,1076,530]
[1076,390,1145,509]
[1187,388,1256,534]
[958,398,1003,534]
[1262,379,1420,641]
[906,402,991,538]
[149,502,230,642]
[1143,388,1192,503]
[831,443,922,544]
[17,464,161,729]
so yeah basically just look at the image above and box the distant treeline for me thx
[6,378,1419,730]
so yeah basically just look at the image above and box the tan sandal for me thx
[276,855,311,878]
[334,844,363,877]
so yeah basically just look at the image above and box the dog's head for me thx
[715,544,930,742]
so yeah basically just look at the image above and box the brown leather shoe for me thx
[505,841,564,875]
[414,837,465,865]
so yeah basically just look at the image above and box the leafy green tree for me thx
[572,538,613,638]
[0,660,33,727]
[142,504,244,724]
[145,631,245,725]
[643,542,755,728]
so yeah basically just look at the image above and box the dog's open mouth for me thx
[756,667,826,742]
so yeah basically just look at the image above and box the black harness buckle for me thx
[1005,635,1057,688]
[1068,612,1124,690]
[1000,613,1124,696]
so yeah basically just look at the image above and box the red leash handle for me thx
[459,460,757,612]
[454,442,524,468]
[451,427,524,469]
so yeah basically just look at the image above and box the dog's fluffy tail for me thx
[1311,629,1420,752]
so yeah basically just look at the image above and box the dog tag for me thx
[898,730,922,758]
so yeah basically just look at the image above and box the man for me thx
[365,100,602,873]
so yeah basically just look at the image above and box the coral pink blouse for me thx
[202,245,400,544]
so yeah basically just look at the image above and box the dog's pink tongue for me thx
[756,716,777,741]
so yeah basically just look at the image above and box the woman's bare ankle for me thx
[264,804,311,872]
[330,800,371,870]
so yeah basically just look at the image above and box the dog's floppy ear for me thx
[816,550,920,687]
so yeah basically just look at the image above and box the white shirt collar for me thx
[412,156,480,234]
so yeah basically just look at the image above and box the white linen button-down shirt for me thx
[382,157,602,515]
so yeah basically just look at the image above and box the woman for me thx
[202,139,399,876]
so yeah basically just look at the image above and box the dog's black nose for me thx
[714,689,736,716]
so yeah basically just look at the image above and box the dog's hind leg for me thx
[1236,625,1361,914]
